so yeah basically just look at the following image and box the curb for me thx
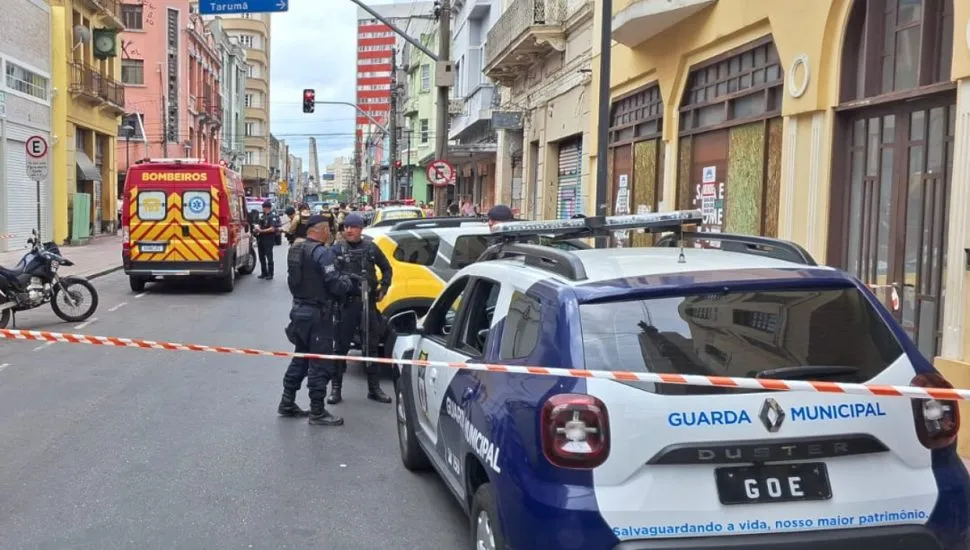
[81,265,124,281]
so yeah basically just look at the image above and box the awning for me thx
[76,150,101,182]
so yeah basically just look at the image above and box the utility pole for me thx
[406,130,412,200]
[433,0,451,216]
[353,138,361,204]
[389,47,399,201]
[594,0,613,247]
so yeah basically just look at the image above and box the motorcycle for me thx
[0,230,99,329]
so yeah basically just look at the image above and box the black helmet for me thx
[284,206,296,216]
[262,199,272,208]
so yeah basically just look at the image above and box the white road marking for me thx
[135,293,146,299]
[33,342,54,352]
[74,318,97,330]
[0,363,9,373]
[108,302,128,312]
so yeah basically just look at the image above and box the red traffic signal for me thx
[394,160,402,168]
[302,89,315,113]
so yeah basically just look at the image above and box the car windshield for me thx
[578,286,904,394]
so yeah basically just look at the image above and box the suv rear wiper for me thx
[755,365,860,381]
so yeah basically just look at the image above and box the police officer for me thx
[329,213,393,405]
[279,214,356,426]
[254,200,281,279]
[285,203,312,245]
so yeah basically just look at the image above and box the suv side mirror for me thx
[389,310,419,335]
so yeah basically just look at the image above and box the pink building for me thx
[116,1,222,178]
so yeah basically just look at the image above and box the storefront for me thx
[827,0,955,359]
[556,137,583,219]
[608,83,664,245]
[675,37,784,239]
[3,123,54,247]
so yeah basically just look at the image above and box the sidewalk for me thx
[0,234,122,280]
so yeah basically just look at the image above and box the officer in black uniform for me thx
[254,200,281,279]
[329,213,393,405]
[279,214,356,426]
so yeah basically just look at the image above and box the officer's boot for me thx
[365,365,392,404]
[308,400,344,426]
[277,390,309,417]
[327,362,344,405]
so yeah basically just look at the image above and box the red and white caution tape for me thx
[0,328,962,401]
[0,233,20,240]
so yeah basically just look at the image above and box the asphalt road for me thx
[0,245,467,550]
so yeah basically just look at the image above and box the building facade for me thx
[117,1,222,183]
[485,0,594,220]
[52,0,126,244]
[268,133,280,196]
[211,11,272,195]
[326,155,354,198]
[209,18,247,171]
[400,29,438,204]
[598,0,970,450]
[355,3,434,197]
[0,0,54,251]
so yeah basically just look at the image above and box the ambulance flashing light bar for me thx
[490,209,703,238]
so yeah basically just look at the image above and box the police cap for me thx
[487,204,514,222]
[344,213,365,228]
[262,199,273,208]
[306,214,331,228]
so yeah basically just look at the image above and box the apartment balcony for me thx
[76,0,124,29]
[613,0,716,47]
[69,62,104,105]
[403,96,419,115]
[484,0,568,87]
[449,85,495,141]
[197,95,223,127]
[242,164,269,181]
[99,76,126,113]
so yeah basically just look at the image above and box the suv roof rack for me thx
[655,231,818,265]
[489,209,703,242]
[478,243,588,280]
[390,217,487,231]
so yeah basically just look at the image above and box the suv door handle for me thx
[182,225,191,237]
[429,368,437,383]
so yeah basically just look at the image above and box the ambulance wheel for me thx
[129,276,146,293]
[396,369,431,472]
[238,248,256,275]
[217,263,235,292]
[470,484,507,550]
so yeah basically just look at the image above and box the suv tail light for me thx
[219,225,229,245]
[541,394,610,469]
[122,226,130,247]
[911,372,960,450]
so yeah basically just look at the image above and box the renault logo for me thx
[759,398,786,432]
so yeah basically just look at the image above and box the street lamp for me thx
[121,124,134,173]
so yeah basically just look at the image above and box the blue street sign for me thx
[198,0,289,15]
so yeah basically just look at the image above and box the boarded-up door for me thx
[688,130,729,234]
[556,138,583,219]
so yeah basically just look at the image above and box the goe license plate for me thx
[140,244,165,253]
[715,463,832,505]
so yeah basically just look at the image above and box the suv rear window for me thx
[578,287,903,394]
[451,236,489,269]
[392,235,440,265]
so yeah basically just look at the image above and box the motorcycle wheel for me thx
[51,277,99,323]
[0,303,10,329]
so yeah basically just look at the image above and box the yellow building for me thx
[51,0,125,244]
[591,0,970,451]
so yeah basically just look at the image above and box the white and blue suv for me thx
[387,210,970,550]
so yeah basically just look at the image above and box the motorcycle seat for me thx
[0,265,25,279]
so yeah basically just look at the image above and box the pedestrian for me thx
[285,203,312,245]
[253,199,281,279]
[486,204,515,228]
[329,213,393,405]
[279,214,356,426]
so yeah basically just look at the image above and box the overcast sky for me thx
[269,0,415,174]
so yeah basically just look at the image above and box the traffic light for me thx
[302,89,315,113]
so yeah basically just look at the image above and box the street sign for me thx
[426,159,455,188]
[198,0,289,15]
[25,135,49,181]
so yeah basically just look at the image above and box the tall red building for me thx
[355,16,395,168]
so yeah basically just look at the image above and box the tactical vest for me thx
[293,217,309,240]
[287,241,326,304]
[337,239,376,290]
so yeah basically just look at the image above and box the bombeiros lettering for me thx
[141,172,210,182]
[667,409,752,427]
[444,397,501,473]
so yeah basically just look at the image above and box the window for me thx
[609,84,663,145]
[420,119,429,143]
[121,59,144,85]
[420,64,431,92]
[425,276,471,340]
[5,61,48,101]
[392,234,439,265]
[450,235,489,269]
[246,64,254,78]
[238,34,254,48]
[245,122,255,136]
[121,4,143,30]
[578,287,904,395]
[245,93,254,107]
[182,191,212,221]
[499,292,541,360]
[137,191,167,221]
[455,280,501,356]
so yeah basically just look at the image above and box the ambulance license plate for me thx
[140,244,165,253]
